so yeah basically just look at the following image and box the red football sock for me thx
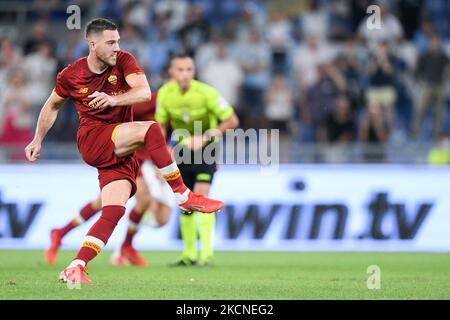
[75,205,125,265]
[144,123,187,194]
[122,208,144,247]
[59,202,99,237]
[79,202,98,221]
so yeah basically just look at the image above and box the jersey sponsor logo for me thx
[78,87,88,94]
[108,74,118,85]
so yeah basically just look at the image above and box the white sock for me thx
[128,221,139,233]
[69,259,86,268]
[176,189,190,204]
[74,215,85,225]
[159,162,190,204]
[68,236,105,269]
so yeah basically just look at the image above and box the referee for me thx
[156,54,239,267]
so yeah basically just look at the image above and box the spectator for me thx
[366,42,397,134]
[412,33,449,141]
[357,0,404,50]
[302,62,346,141]
[23,41,57,109]
[235,0,267,44]
[123,0,151,35]
[0,38,23,126]
[293,33,335,92]
[154,0,189,33]
[328,0,352,41]
[302,0,329,41]
[264,74,294,141]
[195,30,224,78]
[0,69,33,149]
[118,23,147,68]
[200,39,243,110]
[359,103,390,162]
[413,19,435,52]
[178,5,211,57]
[147,26,177,89]
[266,10,292,74]
[423,0,450,41]
[23,20,53,55]
[236,29,271,129]
[318,95,356,163]
[319,95,356,144]
[335,38,367,110]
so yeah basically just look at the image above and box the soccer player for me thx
[44,94,172,267]
[24,18,223,284]
[156,54,239,267]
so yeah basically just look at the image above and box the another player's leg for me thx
[119,176,150,267]
[60,180,131,284]
[46,195,102,265]
[140,162,174,228]
[113,121,224,213]
[141,200,172,227]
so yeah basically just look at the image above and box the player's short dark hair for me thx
[85,18,117,38]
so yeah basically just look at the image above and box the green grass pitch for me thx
[1,250,450,299]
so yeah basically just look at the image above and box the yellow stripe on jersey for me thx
[125,71,144,79]
[111,125,120,143]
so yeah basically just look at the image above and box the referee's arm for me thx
[213,113,239,138]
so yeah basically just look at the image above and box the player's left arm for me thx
[88,73,151,109]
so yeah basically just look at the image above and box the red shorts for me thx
[77,124,138,197]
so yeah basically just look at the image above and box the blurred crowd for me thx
[1,0,450,162]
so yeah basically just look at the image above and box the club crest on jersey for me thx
[108,74,118,85]
[79,87,88,94]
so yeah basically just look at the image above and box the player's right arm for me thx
[25,91,67,162]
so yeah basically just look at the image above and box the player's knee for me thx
[92,197,102,211]
[135,194,151,213]
[156,215,168,226]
